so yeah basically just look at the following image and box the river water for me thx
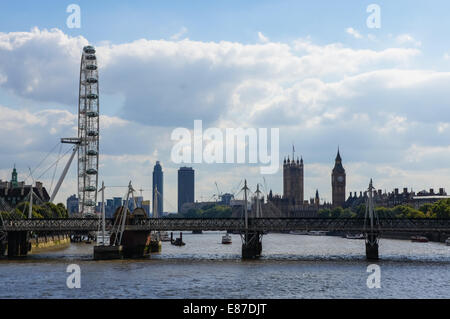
[0,232,449,298]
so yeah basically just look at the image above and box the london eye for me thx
[50,45,100,217]
[77,45,100,215]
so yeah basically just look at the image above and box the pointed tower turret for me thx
[11,164,18,188]
[315,189,320,205]
[331,148,346,207]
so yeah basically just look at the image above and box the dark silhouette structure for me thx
[152,161,164,216]
[178,167,195,213]
[332,149,346,207]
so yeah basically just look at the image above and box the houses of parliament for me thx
[266,148,346,217]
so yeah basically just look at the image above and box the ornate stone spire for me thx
[11,164,18,188]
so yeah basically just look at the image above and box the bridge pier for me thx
[365,232,379,260]
[242,231,262,259]
[0,241,6,257]
[7,231,30,258]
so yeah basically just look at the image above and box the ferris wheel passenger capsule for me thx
[87,111,99,117]
[86,64,98,71]
[86,93,98,99]
[86,78,98,84]
[86,169,98,175]
[83,46,96,54]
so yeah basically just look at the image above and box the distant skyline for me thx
[1,1,450,210]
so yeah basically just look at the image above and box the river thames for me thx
[0,232,449,299]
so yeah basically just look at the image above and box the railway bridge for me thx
[2,217,449,259]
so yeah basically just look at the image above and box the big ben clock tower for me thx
[332,148,346,207]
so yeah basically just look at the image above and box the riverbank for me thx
[29,234,70,253]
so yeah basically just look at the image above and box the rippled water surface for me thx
[0,232,449,298]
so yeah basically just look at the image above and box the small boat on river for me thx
[222,233,232,244]
[170,232,185,246]
[410,235,429,243]
[346,233,365,240]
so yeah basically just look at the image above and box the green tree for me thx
[318,208,331,218]
[0,211,10,219]
[56,203,69,218]
[419,203,433,215]
[9,208,25,219]
[431,199,450,218]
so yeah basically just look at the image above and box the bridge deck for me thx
[2,218,450,232]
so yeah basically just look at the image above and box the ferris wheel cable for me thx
[22,141,61,184]
[36,146,74,180]
[27,167,36,186]
[27,144,72,183]
[49,143,63,196]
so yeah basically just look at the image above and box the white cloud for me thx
[170,27,188,41]
[367,34,377,42]
[0,28,87,105]
[396,34,421,47]
[257,31,269,43]
[1,28,450,207]
[346,27,363,39]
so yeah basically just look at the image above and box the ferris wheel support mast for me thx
[49,138,80,203]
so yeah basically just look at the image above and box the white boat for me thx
[159,231,170,242]
[96,232,110,246]
[308,231,328,236]
[222,233,232,244]
[346,233,365,240]
[445,238,450,246]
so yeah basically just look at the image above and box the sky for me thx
[1,1,450,211]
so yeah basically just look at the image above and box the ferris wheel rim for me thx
[78,45,100,217]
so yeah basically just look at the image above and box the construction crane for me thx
[137,188,151,197]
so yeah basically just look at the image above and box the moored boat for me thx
[308,231,328,236]
[159,231,170,242]
[222,233,232,244]
[346,233,365,239]
[96,231,111,246]
[410,235,429,243]
[170,232,185,246]
[445,238,450,246]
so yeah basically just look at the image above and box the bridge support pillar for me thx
[0,240,6,257]
[242,231,262,259]
[365,232,379,260]
[7,231,30,258]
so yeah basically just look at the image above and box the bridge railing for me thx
[2,217,450,232]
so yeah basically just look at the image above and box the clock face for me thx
[337,176,344,183]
